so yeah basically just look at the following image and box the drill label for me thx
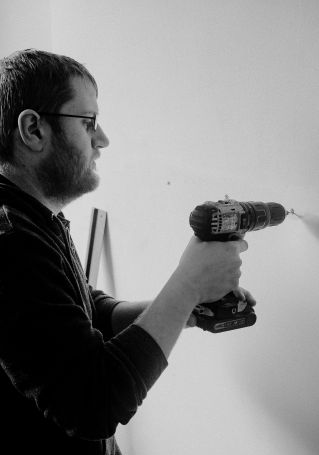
[211,202,245,234]
[211,212,238,233]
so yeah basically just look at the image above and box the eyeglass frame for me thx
[38,112,98,131]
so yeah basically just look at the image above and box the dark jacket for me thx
[0,174,167,455]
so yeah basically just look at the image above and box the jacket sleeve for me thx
[0,228,168,440]
[89,287,121,339]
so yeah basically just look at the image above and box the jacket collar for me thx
[0,173,70,227]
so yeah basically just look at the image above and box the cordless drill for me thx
[189,197,289,333]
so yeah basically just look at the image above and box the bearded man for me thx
[0,49,251,455]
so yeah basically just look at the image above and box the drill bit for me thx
[287,208,302,218]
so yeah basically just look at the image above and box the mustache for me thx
[92,149,101,161]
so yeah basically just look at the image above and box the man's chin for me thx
[84,171,100,193]
[61,172,100,200]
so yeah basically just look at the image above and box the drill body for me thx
[189,198,287,333]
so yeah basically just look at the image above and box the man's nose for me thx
[94,124,110,148]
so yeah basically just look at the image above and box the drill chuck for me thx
[190,199,287,241]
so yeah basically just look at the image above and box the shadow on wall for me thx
[229,213,319,454]
[257,385,319,454]
[301,214,319,242]
[232,312,319,453]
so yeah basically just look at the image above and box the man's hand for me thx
[176,236,248,305]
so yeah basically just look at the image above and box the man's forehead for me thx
[64,76,99,114]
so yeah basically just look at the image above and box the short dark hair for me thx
[0,49,98,164]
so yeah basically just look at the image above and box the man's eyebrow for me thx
[83,111,99,116]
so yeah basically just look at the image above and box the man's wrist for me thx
[135,274,199,359]
[111,300,151,334]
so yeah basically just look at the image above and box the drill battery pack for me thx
[192,292,256,333]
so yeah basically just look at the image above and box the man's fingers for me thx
[233,287,257,306]
[185,313,197,328]
[231,238,248,253]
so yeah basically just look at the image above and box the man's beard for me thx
[36,132,99,205]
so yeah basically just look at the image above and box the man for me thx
[0,49,253,455]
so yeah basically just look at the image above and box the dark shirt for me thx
[0,174,167,455]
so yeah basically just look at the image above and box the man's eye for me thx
[85,120,95,131]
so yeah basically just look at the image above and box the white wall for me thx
[0,0,51,55]
[2,1,319,454]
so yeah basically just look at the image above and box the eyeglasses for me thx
[38,112,98,131]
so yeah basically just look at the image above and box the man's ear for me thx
[17,109,46,151]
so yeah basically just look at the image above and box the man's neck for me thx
[0,167,64,215]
